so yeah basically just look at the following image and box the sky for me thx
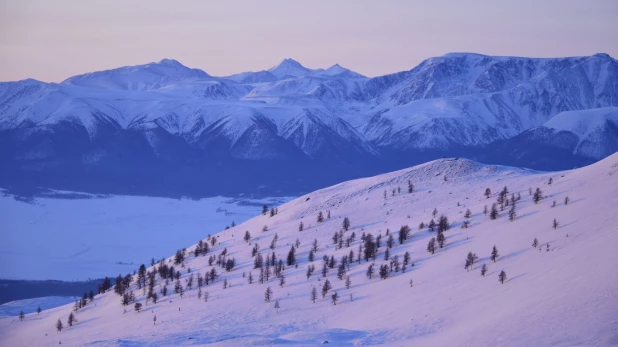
[0,0,616,82]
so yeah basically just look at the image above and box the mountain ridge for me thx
[1,52,617,197]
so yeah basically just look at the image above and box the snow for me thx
[1,154,617,346]
[0,297,77,318]
[0,191,292,281]
[1,53,617,159]
[543,106,618,140]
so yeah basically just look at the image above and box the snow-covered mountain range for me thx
[1,53,617,196]
[2,153,617,346]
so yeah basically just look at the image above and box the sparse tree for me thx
[533,188,543,204]
[408,180,414,193]
[311,286,317,303]
[432,208,438,218]
[481,263,487,276]
[366,264,374,279]
[37,306,41,314]
[345,276,351,289]
[67,312,75,326]
[19,311,24,321]
[428,219,436,231]
[437,231,446,248]
[485,188,491,199]
[322,279,332,298]
[499,270,507,284]
[465,252,479,271]
[299,221,304,231]
[274,299,280,312]
[264,287,273,303]
[491,245,499,262]
[262,204,268,215]
[484,205,488,216]
[331,291,339,305]
[508,204,516,222]
[342,217,351,231]
[461,220,470,229]
[279,274,285,288]
[465,209,471,218]
[532,238,539,248]
[548,177,553,185]
[564,196,570,205]
[427,238,436,254]
[553,218,559,230]
[490,203,499,220]
[134,302,142,313]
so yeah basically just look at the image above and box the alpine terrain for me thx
[2,153,617,346]
[1,53,617,197]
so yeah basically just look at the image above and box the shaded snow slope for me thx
[0,192,292,281]
[2,154,617,346]
[0,297,77,318]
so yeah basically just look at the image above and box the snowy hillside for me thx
[2,154,617,346]
[489,107,618,170]
[1,53,617,197]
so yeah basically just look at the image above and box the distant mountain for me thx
[0,53,617,197]
[489,107,618,170]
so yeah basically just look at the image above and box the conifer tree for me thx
[490,203,499,220]
[485,188,491,199]
[533,188,543,204]
[311,286,317,303]
[56,319,63,332]
[331,291,339,305]
[366,263,374,279]
[437,231,446,248]
[432,208,438,217]
[553,218,559,230]
[322,279,332,298]
[343,217,351,231]
[317,211,324,223]
[274,299,280,312]
[37,306,41,314]
[508,204,516,222]
[299,221,304,231]
[532,238,539,248]
[481,263,487,276]
[427,238,436,254]
[264,287,273,303]
[465,209,471,218]
[134,302,142,313]
[408,180,414,193]
[491,245,499,262]
[345,276,351,289]
[484,205,488,216]
[287,246,296,266]
[564,196,570,205]
[499,270,507,284]
[428,219,436,231]
[244,231,251,243]
[19,311,24,321]
[67,312,75,326]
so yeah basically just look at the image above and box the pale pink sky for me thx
[1,0,616,82]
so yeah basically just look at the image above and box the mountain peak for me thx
[156,58,185,67]
[268,58,313,78]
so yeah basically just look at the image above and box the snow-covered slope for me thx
[1,53,617,196]
[2,154,617,346]
[489,107,618,170]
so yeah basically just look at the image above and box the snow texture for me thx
[1,153,617,346]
